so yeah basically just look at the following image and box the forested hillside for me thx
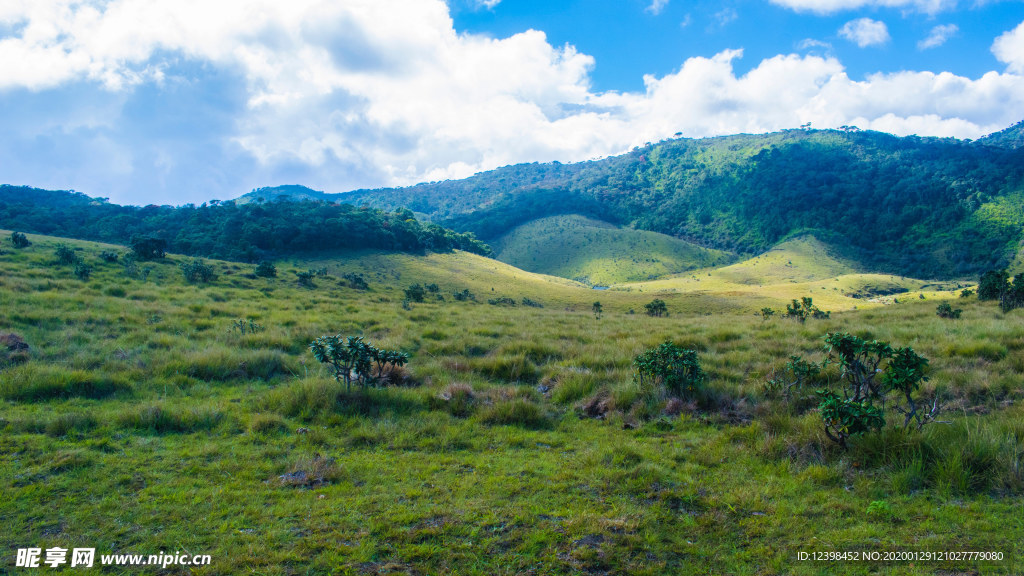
[330,125,1024,279]
[0,186,490,262]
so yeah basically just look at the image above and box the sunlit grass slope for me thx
[618,236,970,311]
[491,214,734,285]
[1,231,1022,575]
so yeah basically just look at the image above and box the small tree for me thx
[977,269,1008,301]
[760,307,775,321]
[181,259,216,283]
[644,299,668,317]
[254,261,277,278]
[592,301,603,319]
[130,236,166,260]
[73,261,92,281]
[959,288,974,298]
[342,273,369,290]
[936,302,961,319]
[404,283,426,302]
[310,335,409,392]
[453,289,475,301]
[10,232,30,248]
[785,297,828,323]
[633,341,703,398]
[55,243,78,265]
[295,270,316,288]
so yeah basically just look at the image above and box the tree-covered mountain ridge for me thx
[0,187,491,262]
[239,122,1024,279]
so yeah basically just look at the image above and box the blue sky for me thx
[1,0,1023,205]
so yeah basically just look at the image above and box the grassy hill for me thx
[2,231,1022,574]
[491,214,734,285]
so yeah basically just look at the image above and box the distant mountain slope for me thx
[976,121,1024,149]
[492,214,734,285]
[323,125,1024,279]
[235,185,332,205]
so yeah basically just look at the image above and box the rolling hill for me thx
[491,214,733,285]
[242,123,1024,280]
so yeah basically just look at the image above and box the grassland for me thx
[491,214,734,285]
[1,231,1023,575]
[618,236,970,312]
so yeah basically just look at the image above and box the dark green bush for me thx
[10,231,30,248]
[181,259,216,283]
[130,236,166,260]
[310,335,409,392]
[633,341,704,398]
[254,261,277,278]
[99,250,119,263]
[936,302,961,319]
[644,299,668,317]
[404,283,426,302]
[73,261,92,281]
[55,243,77,265]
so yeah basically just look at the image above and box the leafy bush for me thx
[73,261,92,281]
[959,288,974,298]
[404,283,426,302]
[936,302,961,319]
[99,250,119,263]
[978,269,1008,300]
[254,261,277,278]
[130,236,166,260]
[10,231,30,248]
[453,289,475,301]
[425,283,440,293]
[764,355,821,399]
[181,259,216,283]
[488,297,517,306]
[816,332,938,448]
[295,270,316,288]
[644,299,668,317]
[760,307,775,320]
[310,335,409,392]
[785,297,829,323]
[230,319,265,335]
[521,297,543,308]
[633,341,704,398]
[342,272,369,290]
[55,243,78,265]
[592,301,603,319]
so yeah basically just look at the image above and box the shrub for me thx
[404,283,426,302]
[592,301,603,319]
[181,259,216,283]
[816,332,939,448]
[978,269,1008,301]
[130,236,166,260]
[295,270,316,288]
[254,261,277,278]
[936,302,961,319]
[633,341,704,398]
[55,243,78,265]
[230,318,265,335]
[760,307,775,321]
[310,335,409,392]
[487,297,517,306]
[342,273,369,290]
[73,261,92,281]
[644,299,668,317]
[764,355,821,399]
[959,288,974,298]
[10,231,30,248]
[425,283,440,293]
[521,297,543,308]
[785,297,828,323]
[452,289,475,302]
[99,251,119,263]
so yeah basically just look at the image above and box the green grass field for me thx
[1,231,1022,575]
[491,214,734,285]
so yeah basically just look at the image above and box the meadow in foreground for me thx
[1,232,1022,575]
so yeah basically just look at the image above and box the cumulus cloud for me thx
[0,0,1022,204]
[839,18,890,47]
[992,20,1024,73]
[646,0,669,15]
[918,24,958,50]
[768,0,956,15]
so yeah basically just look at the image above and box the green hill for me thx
[491,214,733,285]
[325,125,1024,279]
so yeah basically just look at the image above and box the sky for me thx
[1,0,1023,205]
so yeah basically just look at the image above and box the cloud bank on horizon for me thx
[1,0,1023,204]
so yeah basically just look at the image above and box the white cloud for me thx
[646,0,669,15]
[993,20,1024,73]
[839,18,890,47]
[0,0,1022,203]
[474,0,501,9]
[768,0,956,15]
[712,7,739,27]
[918,24,958,50]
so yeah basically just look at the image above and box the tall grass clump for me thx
[0,366,131,401]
